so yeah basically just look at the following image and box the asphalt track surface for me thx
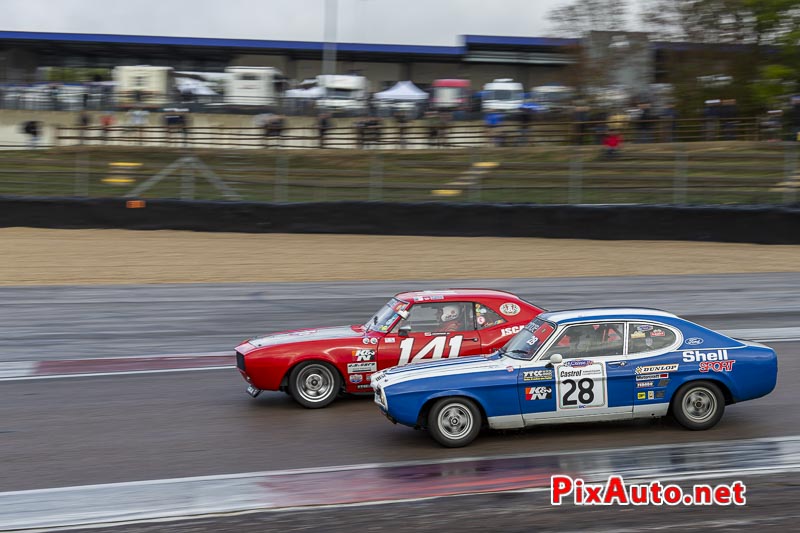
[3,273,800,361]
[2,273,799,531]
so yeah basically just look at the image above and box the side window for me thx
[474,303,506,330]
[628,323,677,353]
[541,322,625,360]
[398,302,475,333]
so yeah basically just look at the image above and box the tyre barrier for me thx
[1,196,798,244]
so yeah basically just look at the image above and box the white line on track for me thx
[2,435,800,531]
[0,366,233,382]
[0,328,797,383]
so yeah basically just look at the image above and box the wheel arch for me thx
[670,378,733,414]
[415,391,488,429]
[280,356,345,393]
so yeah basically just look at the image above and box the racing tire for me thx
[288,361,341,409]
[672,381,725,430]
[427,397,482,448]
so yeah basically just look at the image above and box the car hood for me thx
[375,355,507,387]
[248,325,365,348]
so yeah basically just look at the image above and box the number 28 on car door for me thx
[555,360,607,410]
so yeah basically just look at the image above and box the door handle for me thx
[468,337,479,342]
[607,361,627,367]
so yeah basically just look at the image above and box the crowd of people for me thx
[17,96,800,152]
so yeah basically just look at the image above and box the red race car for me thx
[235,289,545,408]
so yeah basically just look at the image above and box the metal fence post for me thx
[783,141,798,205]
[673,145,688,204]
[468,151,482,203]
[568,149,583,204]
[74,148,89,197]
[275,154,288,202]
[181,156,195,200]
[369,153,383,201]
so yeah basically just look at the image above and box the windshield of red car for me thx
[501,318,556,360]
[366,298,408,332]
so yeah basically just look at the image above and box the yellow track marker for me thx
[431,189,462,196]
[473,161,499,169]
[109,162,143,168]
[102,177,135,185]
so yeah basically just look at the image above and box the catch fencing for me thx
[0,142,797,206]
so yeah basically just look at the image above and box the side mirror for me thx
[547,354,563,367]
[398,325,412,337]
[397,309,409,320]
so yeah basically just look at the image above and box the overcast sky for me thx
[5,0,583,46]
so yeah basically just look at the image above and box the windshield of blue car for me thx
[500,318,556,360]
[366,298,407,332]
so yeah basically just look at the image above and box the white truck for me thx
[529,85,575,114]
[112,66,176,107]
[224,66,283,106]
[316,74,368,113]
[481,78,524,113]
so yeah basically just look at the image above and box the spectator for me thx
[77,112,91,144]
[591,108,608,145]
[100,113,115,143]
[82,91,90,110]
[266,114,285,147]
[703,100,720,141]
[636,103,654,143]
[22,120,41,149]
[426,111,449,148]
[517,109,533,146]
[602,130,623,159]
[485,111,503,147]
[573,105,591,145]
[163,112,189,145]
[49,84,60,111]
[762,110,783,142]
[788,96,800,141]
[318,113,332,148]
[127,107,149,144]
[354,118,366,149]
[394,110,408,149]
[364,116,382,148]
[661,104,678,142]
[720,99,738,140]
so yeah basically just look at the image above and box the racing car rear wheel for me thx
[288,362,341,409]
[672,381,725,430]
[428,397,482,448]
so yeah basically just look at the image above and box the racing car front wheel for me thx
[672,381,725,430]
[288,361,341,409]
[428,397,482,448]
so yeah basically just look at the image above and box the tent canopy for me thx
[374,81,429,101]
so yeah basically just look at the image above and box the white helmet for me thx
[440,305,460,322]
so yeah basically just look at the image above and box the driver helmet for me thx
[440,305,460,322]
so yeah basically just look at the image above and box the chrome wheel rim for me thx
[296,365,335,403]
[437,403,473,440]
[682,387,717,423]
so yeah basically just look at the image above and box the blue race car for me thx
[371,308,777,447]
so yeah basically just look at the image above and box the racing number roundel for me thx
[499,302,521,316]
[555,361,607,410]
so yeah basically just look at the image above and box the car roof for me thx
[540,307,678,325]
[394,289,526,303]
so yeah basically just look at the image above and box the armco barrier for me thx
[0,196,799,244]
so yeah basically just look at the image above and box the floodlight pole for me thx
[323,0,339,76]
